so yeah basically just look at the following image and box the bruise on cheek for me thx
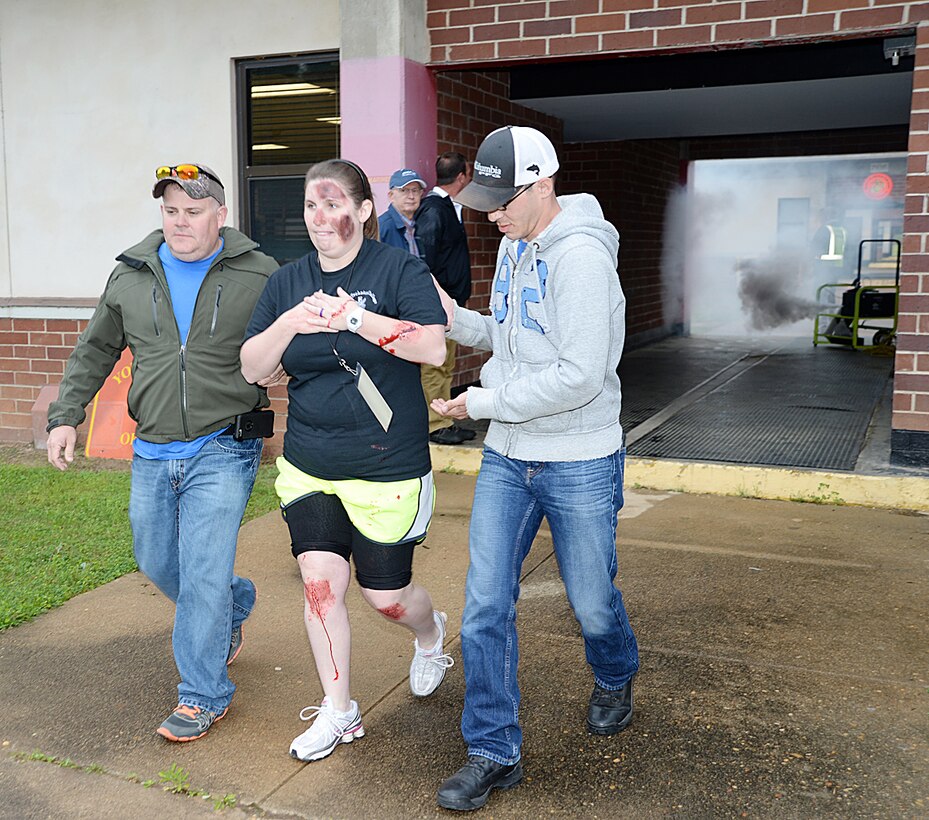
[379,603,406,621]
[335,214,355,242]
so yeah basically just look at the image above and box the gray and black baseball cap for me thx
[456,126,559,212]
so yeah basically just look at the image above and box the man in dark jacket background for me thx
[415,152,475,445]
[46,164,279,742]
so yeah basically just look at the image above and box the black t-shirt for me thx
[245,239,447,481]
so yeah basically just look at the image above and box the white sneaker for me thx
[410,610,455,697]
[289,697,365,762]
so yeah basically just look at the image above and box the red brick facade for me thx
[0,318,84,443]
[427,0,927,63]
[560,140,681,341]
[895,24,929,453]
[0,316,289,455]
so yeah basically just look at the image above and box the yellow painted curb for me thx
[430,443,483,476]
[627,459,929,511]
[431,445,929,512]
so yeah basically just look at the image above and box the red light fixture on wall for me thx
[863,172,893,200]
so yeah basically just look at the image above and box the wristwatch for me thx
[346,307,365,333]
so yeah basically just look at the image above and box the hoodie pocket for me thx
[522,409,572,434]
[478,356,506,389]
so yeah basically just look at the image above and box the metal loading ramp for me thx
[621,337,892,471]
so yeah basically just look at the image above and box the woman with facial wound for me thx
[241,159,454,763]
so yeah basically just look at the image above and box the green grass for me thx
[0,459,280,631]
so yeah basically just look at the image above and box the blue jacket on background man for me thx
[378,204,417,252]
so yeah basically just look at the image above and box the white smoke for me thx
[678,153,905,337]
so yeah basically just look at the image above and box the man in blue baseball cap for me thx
[379,168,427,255]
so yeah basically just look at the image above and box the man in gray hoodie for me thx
[431,126,639,812]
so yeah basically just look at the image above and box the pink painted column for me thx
[340,56,438,212]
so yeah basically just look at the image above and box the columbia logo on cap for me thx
[474,160,502,179]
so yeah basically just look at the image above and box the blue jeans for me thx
[128,435,261,713]
[460,447,639,764]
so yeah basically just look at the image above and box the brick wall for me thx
[560,140,681,342]
[428,2,929,466]
[0,318,84,443]
[427,0,927,63]
[436,73,685,378]
[893,22,929,463]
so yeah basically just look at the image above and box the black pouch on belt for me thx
[232,409,275,440]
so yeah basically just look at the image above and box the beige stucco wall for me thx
[0,0,339,301]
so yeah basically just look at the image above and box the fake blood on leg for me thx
[304,579,340,680]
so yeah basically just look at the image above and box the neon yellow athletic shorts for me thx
[275,456,435,545]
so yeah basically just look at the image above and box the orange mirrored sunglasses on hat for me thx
[155,164,221,185]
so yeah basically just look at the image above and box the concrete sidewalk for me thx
[2,470,929,818]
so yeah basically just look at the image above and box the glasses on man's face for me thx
[494,182,535,212]
[395,186,423,197]
[155,164,221,185]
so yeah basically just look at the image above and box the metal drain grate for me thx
[620,338,777,430]
[626,345,891,471]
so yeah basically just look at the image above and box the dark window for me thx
[236,55,339,264]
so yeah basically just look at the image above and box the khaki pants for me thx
[422,338,457,433]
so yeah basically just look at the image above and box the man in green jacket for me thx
[46,164,279,741]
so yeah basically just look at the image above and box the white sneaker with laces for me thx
[410,610,455,697]
[289,697,365,762]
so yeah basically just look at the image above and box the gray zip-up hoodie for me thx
[449,193,625,461]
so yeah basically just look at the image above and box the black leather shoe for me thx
[587,680,633,735]
[437,756,523,811]
[429,425,469,445]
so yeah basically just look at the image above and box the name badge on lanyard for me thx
[355,363,393,432]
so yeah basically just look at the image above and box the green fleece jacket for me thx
[48,227,278,443]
